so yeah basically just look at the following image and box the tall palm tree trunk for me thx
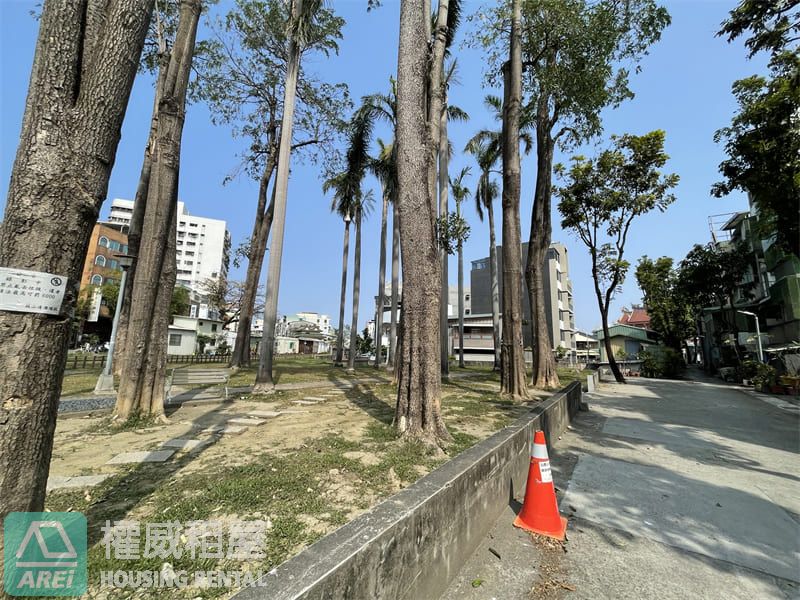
[388,201,400,367]
[348,209,363,371]
[487,196,501,370]
[335,217,350,365]
[457,199,465,368]
[375,190,389,367]
[254,0,303,392]
[499,0,529,399]
[439,107,450,376]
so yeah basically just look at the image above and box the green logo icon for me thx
[4,512,87,597]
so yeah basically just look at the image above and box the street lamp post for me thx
[94,254,135,394]
[737,309,764,363]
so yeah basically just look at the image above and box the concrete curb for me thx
[232,382,583,600]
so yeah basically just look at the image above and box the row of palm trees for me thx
[327,84,533,376]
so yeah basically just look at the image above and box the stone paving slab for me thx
[161,438,209,452]
[247,410,282,418]
[47,474,112,491]
[292,400,318,405]
[106,450,175,464]
[303,396,326,402]
[281,409,310,414]
[228,417,266,426]
[202,425,247,435]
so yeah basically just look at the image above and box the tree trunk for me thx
[600,306,625,382]
[115,58,169,377]
[335,218,350,365]
[231,168,277,368]
[526,100,560,389]
[439,105,450,376]
[375,189,389,367]
[347,209,363,371]
[116,0,201,420]
[457,203,465,369]
[499,0,529,400]
[254,0,303,392]
[388,200,400,368]
[487,198,501,371]
[393,0,449,445]
[0,0,153,521]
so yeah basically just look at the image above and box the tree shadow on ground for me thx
[68,401,244,545]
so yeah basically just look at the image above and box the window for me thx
[109,240,121,251]
[122,245,128,254]
[465,294,470,301]
[95,255,106,267]
[98,236,109,248]
[211,324,217,332]
[91,274,103,285]
[109,259,119,270]
[105,278,118,285]
[169,334,182,346]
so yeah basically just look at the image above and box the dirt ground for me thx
[46,370,573,599]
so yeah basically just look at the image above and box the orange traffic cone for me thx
[513,430,568,541]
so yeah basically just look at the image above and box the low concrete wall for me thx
[234,382,582,600]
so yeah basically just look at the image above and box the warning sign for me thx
[538,460,553,483]
[0,267,67,315]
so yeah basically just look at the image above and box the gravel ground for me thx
[57,396,115,413]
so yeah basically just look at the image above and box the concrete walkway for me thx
[444,376,800,599]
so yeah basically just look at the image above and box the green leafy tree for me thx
[676,242,756,365]
[197,0,348,369]
[358,327,375,355]
[170,286,191,317]
[471,0,670,389]
[556,131,679,383]
[712,52,799,257]
[717,1,799,58]
[635,256,694,352]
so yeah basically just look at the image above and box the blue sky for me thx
[1,1,766,333]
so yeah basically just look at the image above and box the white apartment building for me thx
[109,198,231,293]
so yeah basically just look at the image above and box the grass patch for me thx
[364,421,397,443]
[61,369,104,397]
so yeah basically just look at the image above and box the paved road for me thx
[445,376,800,599]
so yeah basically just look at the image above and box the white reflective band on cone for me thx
[531,443,549,460]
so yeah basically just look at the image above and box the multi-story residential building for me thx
[447,285,472,318]
[168,315,224,355]
[574,330,600,363]
[702,205,800,369]
[80,222,130,288]
[470,241,577,359]
[372,282,402,352]
[108,198,231,294]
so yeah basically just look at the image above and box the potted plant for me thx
[752,363,778,393]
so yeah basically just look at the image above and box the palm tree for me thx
[449,166,471,368]
[255,0,325,392]
[465,95,533,372]
[364,81,400,366]
[438,59,469,376]
[324,172,352,366]
[370,139,397,367]
[348,188,375,371]
[470,146,501,370]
